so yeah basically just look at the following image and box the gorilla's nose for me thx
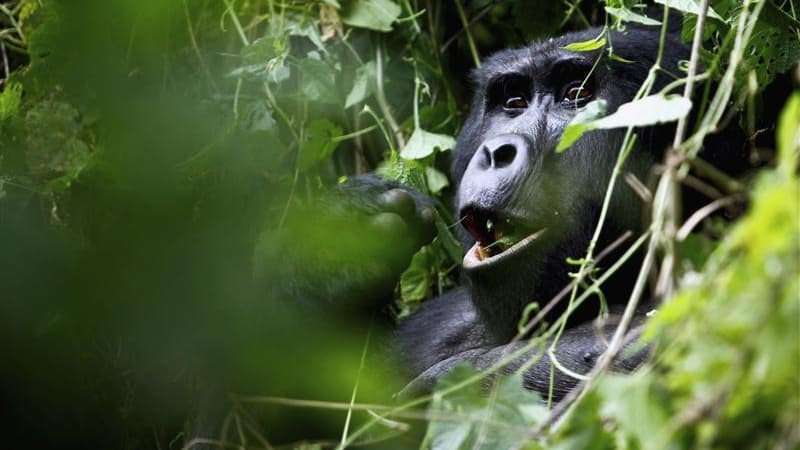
[478,135,525,169]
[475,134,530,172]
[459,134,533,209]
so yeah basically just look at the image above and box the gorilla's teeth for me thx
[477,245,490,261]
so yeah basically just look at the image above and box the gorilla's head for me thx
[452,26,688,341]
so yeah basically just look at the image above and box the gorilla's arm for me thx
[255,175,436,312]
[395,289,649,400]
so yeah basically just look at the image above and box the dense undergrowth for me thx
[0,1,798,449]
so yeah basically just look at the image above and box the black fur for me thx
[394,25,688,398]
[262,25,698,401]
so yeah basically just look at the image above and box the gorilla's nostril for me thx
[493,144,517,168]
[480,146,493,169]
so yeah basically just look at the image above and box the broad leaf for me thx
[557,95,691,152]
[340,0,402,32]
[425,368,545,450]
[605,6,661,26]
[400,128,455,160]
[599,373,671,450]
[556,99,607,152]
[654,0,724,21]
[345,61,377,108]
[296,55,339,104]
[592,94,691,129]
[400,247,432,302]
[298,119,343,170]
[425,166,449,194]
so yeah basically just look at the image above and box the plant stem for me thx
[375,41,406,148]
[454,0,481,68]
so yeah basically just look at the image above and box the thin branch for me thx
[676,194,746,241]
[453,0,481,68]
[375,42,405,149]
[182,0,219,93]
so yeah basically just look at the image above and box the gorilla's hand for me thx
[255,175,436,311]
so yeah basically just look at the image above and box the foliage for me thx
[0,0,798,449]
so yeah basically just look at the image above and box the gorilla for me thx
[260,22,720,403]
[391,24,682,398]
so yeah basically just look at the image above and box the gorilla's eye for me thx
[562,83,592,105]
[504,96,528,110]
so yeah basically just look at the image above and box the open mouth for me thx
[461,207,544,267]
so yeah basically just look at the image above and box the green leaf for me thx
[425,166,449,194]
[592,94,691,129]
[425,369,544,450]
[0,82,22,123]
[24,99,93,190]
[298,119,343,170]
[241,34,289,65]
[563,36,606,52]
[296,55,339,104]
[598,373,671,450]
[654,0,723,21]
[433,211,463,264]
[345,61,377,108]
[604,7,661,26]
[776,93,799,176]
[608,53,634,63]
[400,247,432,302]
[557,95,691,152]
[340,0,402,32]
[556,99,607,152]
[400,128,455,160]
[240,100,276,132]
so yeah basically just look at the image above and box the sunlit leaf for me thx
[425,166,449,194]
[0,82,22,123]
[400,247,431,302]
[654,0,724,21]
[605,6,661,25]
[563,36,606,52]
[400,128,455,160]
[556,99,607,152]
[557,95,691,152]
[777,93,799,176]
[609,52,634,63]
[593,94,691,128]
[340,0,402,32]
[599,373,671,450]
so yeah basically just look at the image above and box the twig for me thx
[676,194,746,241]
[440,1,495,53]
[375,42,405,149]
[453,0,481,68]
[672,0,709,149]
[512,231,633,342]
[658,0,711,300]
[686,156,746,194]
[182,0,219,93]
[1,41,8,83]
[337,318,373,450]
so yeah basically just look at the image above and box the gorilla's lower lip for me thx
[463,229,545,269]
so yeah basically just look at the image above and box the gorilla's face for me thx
[451,28,677,336]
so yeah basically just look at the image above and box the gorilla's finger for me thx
[379,188,416,217]
[369,212,408,236]
[412,206,437,245]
